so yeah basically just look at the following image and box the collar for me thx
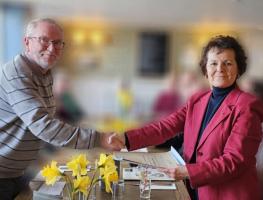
[212,83,236,98]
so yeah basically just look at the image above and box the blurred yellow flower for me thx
[103,165,119,193]
[98,117,138,134]
[41,161,62,185]
[117,89,133,112]
[98,154,119,193]
[73,175,91,195]
[98,153,115,167]
[67,154,89,176]
[98,154,115,176]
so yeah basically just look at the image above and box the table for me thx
[15,147,190,200]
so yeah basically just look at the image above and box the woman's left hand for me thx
[159,165,189,180]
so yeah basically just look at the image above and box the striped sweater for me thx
[0,54,98,178]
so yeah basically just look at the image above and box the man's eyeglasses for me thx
[28,36,65,50]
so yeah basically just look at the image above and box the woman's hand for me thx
[159,165,189,180]
[100,132,125,151]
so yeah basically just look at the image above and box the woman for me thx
[119,35,263,200]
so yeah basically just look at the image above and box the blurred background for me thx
[1,0,263,133]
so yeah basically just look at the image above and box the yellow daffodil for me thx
[67,154,89,177]
[98,154,116,178]
[41,161,61,185]
[103,165,119,193]
[41,153,119,198]
[73,175,90,196]
[98,153,107,166]
[117,89,133,111]
[98,154,115,167]
[97,154,119,193]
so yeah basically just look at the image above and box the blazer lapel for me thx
[197,88,241,149]
[190,92,211,148]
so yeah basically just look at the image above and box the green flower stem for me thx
[64,175,74,200]
[86,167,99,200]
[65,184,72,200]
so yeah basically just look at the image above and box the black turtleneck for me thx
[198,84,236,142]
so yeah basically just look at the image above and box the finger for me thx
[159,168,175,178]
[108,132,117,144]
[110,133,125,146]
[109,135,125,150]
[158,168,169,173]
[115,134,125,146]
[107,133,113,143]
[111,143,124,151]
[113,139,125,150]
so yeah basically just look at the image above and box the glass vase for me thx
[87,183,97,200]
[63,192,82,200]
[73,192,85,200]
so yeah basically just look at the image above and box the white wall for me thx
[241,31,263,79]
[68,28,263,119]
[71,76,164,118]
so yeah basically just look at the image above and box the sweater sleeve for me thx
[2,65,98,149]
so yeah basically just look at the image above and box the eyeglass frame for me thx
[27,36,65,50]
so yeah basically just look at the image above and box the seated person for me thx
[53,71,84,124]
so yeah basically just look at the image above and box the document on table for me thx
[33,181,66,199]
[123,167,174,181]
[114,147,185,168]
[151,183,176,190]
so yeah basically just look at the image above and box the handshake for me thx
[100,132,126,151]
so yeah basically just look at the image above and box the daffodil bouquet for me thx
[41,153,119,200]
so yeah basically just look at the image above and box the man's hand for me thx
[159,165,189,180]
[100,132,125,151]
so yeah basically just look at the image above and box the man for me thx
[0,18,121,199]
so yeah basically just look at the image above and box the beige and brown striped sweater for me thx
[0,54,98,178]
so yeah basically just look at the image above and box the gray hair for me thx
[25,18,63,37]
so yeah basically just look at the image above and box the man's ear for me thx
[24,37,29,51]
[24,37,28,44]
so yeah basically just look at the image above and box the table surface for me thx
[15,147,190,200]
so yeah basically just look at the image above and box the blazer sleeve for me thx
[186,97,263,187]
[126,104,187,151]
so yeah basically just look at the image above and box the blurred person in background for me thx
[112,35,263,200]
[252,80,263,199]
[239,76,255,93]
[252,80,263,100]
[116,78,134,119]
[178,69,207,103]
[152,72,184,153]
[0,18,121,199]
[152,72,182,120]
[239,77,263,195]
[53,71,84,124]
[240,77,263,196]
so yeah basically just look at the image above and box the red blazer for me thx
[126,88,263,200]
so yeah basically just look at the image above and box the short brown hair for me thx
[199,35,247,77]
